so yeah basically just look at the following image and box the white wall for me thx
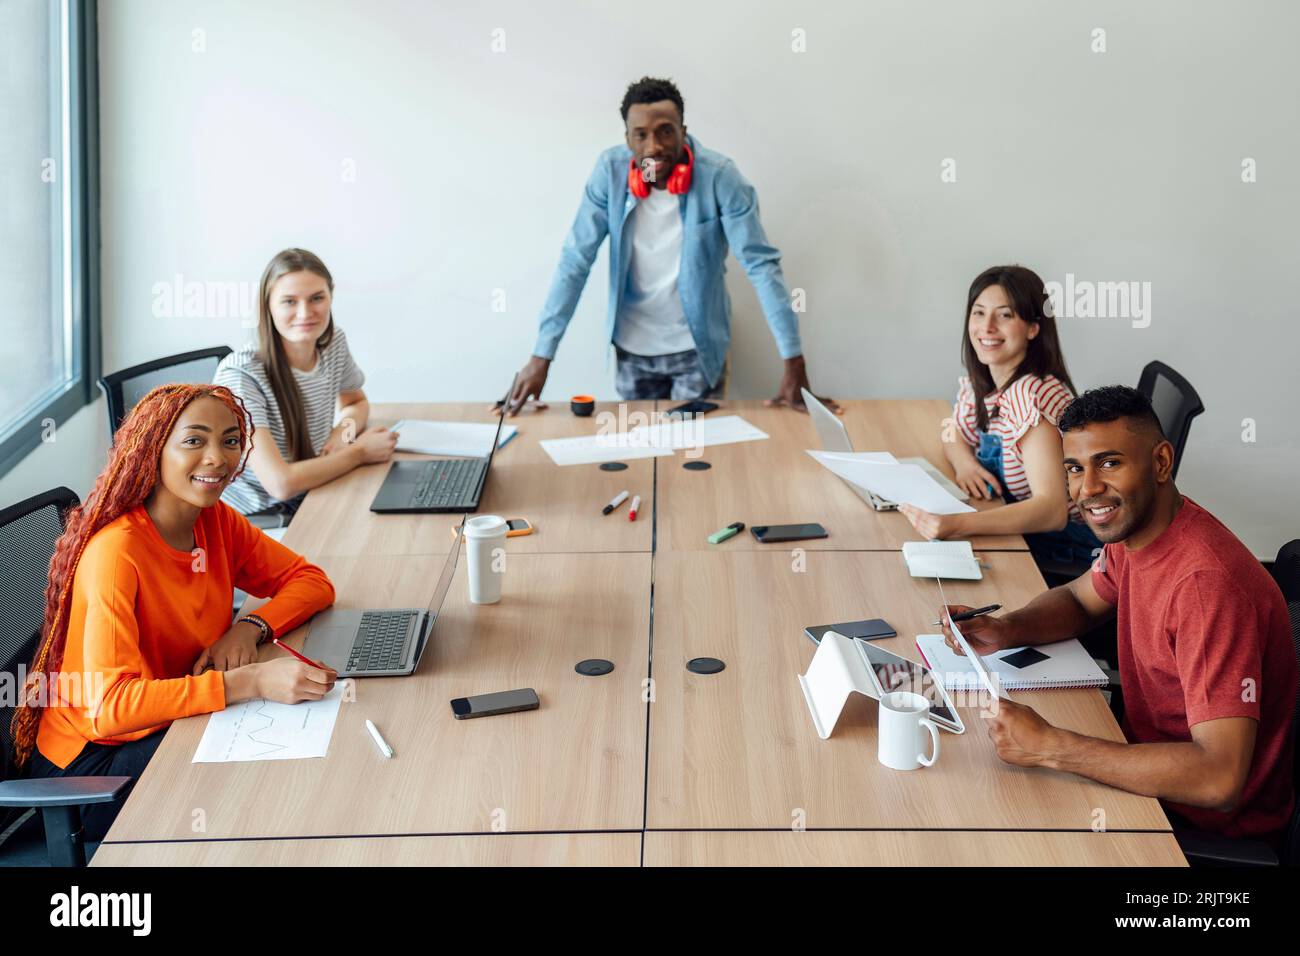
[0,401,106,509]
[4,0,1296,558]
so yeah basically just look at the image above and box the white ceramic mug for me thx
[877,691,941,771]
[463,514,507,604]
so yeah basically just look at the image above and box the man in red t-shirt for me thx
[941,385,1296,841]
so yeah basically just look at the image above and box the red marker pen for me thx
[272,637,334,673]
[628,494,641,521]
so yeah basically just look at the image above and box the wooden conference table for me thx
[94,400,1184,867]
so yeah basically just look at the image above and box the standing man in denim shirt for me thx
[507,77,838,412]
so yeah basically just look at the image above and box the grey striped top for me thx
[213,327,365,515]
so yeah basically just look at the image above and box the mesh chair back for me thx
[1271,542,1300,760]
[1270,540,1300,863]
[1136,361,1204,481]
[0,488,78,784]
[97,346,233,440]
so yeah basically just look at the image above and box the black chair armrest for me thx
[0,776,132,809]
[1174,828,1279,867]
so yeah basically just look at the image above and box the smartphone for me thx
[804,619,897,645]
[665,400,719,419]
[450,688,540,719]
[453,518,533,538]
[751,523,828,543]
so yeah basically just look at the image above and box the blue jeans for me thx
[613,346,726,401]
[975,430,1101,569]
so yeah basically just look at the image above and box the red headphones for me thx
[628,143,693,199]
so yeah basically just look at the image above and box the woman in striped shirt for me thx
[214,249,399,527]
[899,265,1102,569]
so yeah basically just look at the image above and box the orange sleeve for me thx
[222,504,335,637]
[79,546,227,741]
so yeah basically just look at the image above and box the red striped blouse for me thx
[954,373,1082,522]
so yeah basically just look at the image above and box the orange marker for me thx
[628,495,641,521]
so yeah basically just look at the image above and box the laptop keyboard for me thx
[411,458,485,508]
[348,610,419,673]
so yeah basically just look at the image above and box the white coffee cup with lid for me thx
[463,514,507,604]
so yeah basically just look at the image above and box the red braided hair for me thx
[10,383,254,768]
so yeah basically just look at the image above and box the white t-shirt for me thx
[613,187,695,356]
[213,327,365,514]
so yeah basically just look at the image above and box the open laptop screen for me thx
[802,387,853,454]
[428,530,463,616]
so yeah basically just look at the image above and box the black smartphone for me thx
[666,400,719,418]
[804,619,897,645]
[751,523,828,543]
[450,688,540,719]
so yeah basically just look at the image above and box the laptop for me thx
[302,530,462,678]
[370,375,517,514]
[802,388,969,511]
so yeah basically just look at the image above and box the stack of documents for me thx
[806,450,975,515]
[392,419,517,458]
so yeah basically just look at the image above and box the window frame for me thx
[0,0,101,479]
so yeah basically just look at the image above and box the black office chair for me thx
[1136,361,1204,481]
[1173,539,1300,866]
[97,345,233,440]
[0,488,129,867]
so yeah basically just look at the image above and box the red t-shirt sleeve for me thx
[1170,570,1263,727]
[1090,544,1120,606]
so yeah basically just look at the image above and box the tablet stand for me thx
[797,631,880,739]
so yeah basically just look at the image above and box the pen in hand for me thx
[271,637,334,674]
[931,603,1001,627]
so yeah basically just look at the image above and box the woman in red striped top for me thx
[900,265,1102,570]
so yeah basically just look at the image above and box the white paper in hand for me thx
[805,452,974,514]
[935,577,1007,701]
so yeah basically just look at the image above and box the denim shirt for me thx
[532,134,803,387]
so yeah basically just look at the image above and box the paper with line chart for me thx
[192,684,345,763]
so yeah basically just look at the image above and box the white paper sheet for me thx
[193,683,345,763]
[539,414,767,465]
[935,578,1008,700]
[628,414,769,451]
[808,449,899,469]
[392,419,516,458]
[538,433,674,466]
[806,451,975,515]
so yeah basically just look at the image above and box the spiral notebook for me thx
[915,634,1108,691]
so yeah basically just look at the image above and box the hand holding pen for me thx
[936,604,1014,657]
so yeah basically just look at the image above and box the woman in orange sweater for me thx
[11,383,337,841]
